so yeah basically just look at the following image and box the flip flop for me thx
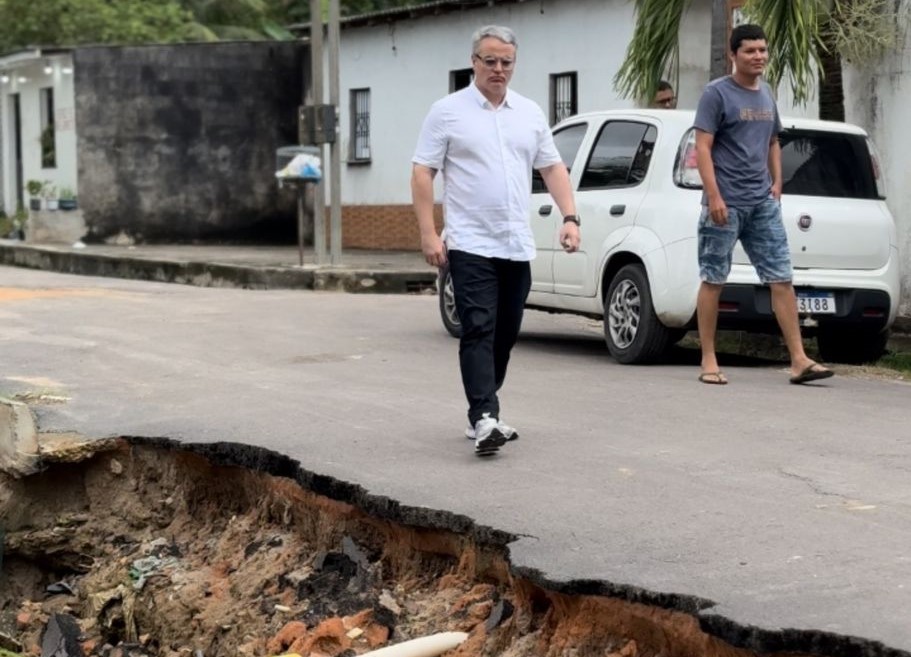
[698,371,728,385]
[789,363,834,385]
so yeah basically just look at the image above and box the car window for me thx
[532,122,587,193]
[579,121,655,190]
[780,129,879,199]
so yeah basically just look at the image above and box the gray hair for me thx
[471,25,517,55]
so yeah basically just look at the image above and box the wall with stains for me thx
[74,41,306,243]
[843,1,911,315]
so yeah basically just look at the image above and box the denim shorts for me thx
[697,197,792,285]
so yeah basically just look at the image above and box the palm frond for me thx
[742,0,823,105]
[613,0,691,104]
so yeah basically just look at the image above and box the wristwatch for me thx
[563,214,580,226]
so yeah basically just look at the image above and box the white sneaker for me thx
[465,419,519,442]
[472,413,506,456]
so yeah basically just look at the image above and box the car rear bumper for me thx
[715,284,892,333]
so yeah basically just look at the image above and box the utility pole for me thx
[308,0,327,264]
[327,0,342,265]
[710,0,729,81]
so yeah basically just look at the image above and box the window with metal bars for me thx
[349,88,371,163]
[549,72,577,126]
[449,68,473,92]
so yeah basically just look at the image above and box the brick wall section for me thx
[321,204,443,250]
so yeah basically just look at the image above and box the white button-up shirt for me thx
[412,83,561,261]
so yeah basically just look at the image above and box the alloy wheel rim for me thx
[608,279,640,349]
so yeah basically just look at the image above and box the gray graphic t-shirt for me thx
[693,76,782,206]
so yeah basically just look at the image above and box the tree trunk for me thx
[710,0,730,80]
[817,19,845,121]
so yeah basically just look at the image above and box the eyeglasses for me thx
[473,55,515,71]
[655,96,676,107]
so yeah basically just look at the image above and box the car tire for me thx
[816,327,889,365]
[438,264,462,338]
[604,263,674,364]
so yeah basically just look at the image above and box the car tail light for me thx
[674,131,702,188]
[866,138,887,199]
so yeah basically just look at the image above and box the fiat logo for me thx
[797,214,813,231]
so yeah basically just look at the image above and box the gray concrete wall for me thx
[74,42,306,243]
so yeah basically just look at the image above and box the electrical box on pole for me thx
[299,104,337,145]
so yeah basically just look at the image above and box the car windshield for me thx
[675,128,882,200]
[779,129,880,199]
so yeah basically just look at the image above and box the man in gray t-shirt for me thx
[693,23,833,386]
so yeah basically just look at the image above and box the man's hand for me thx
[771,181,782,200]
[559,222,581,253]
[421,233,447,267]
[708,195,728,226]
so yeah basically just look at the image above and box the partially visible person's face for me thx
[472,36,516,101]
[652,88,676,108]
[731,38,769,77]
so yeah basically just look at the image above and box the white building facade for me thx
[323,0,909,313]
[0,49,77,216]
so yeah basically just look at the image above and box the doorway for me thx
[11,93,23,210]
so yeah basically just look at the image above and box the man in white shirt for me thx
[411,25,580,456]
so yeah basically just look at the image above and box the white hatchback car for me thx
[438,109,901,364]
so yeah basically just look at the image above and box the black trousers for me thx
[448,249,532,426]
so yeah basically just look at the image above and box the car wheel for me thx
[438,264,461,338]
[604,263,674,364]
[816,327,889,364]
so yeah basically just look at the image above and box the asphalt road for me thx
[2,267,910,655]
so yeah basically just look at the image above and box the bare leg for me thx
[769,282,820,377]
[697,281,725,379]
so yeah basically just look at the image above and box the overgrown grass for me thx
[877,350,911,377]
[0,648,23,657]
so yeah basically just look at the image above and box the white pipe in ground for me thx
[358,631,469,657]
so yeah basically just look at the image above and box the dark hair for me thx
[730,23,767,53]
[657,79,673,92]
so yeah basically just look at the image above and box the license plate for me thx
[797,292,836,314]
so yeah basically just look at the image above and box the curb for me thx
[0,243,438,294]
[0,397,39,477]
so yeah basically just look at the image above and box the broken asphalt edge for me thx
[0,397,40,477]
[0,242,437,294]
[118,436,910,657]
[1,420,904,656]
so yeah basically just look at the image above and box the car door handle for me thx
[538,204,552,216]
[610,204,626,216]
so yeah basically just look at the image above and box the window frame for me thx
[531,121,588,194]
[549,71,578,126]
[449,68,473,92]
[348,87,371,164]
[40,87,56,170]
[578,120,656,191]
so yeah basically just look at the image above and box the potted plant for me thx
[58,186,78,211]
[26,180,43,211]
[43,182,59,211]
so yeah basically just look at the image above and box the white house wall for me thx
[843,2,911,316]
[335,0,720,207]
[0,53,77,215]
[334,0,821,206]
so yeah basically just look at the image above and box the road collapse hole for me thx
[0,437,821,657]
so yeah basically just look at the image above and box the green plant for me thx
[26,179,43,197]
[42,181,57,200]
[59,186,76,201]
[40,124,56,168]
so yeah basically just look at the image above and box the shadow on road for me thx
[517,330,787,370]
